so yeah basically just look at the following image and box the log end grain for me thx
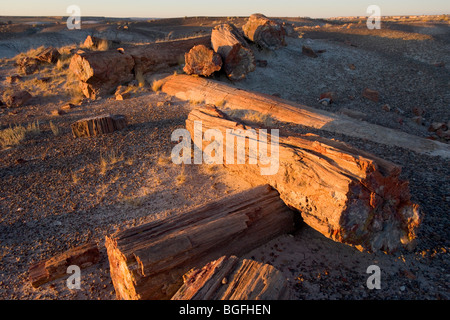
[71,114,127,138]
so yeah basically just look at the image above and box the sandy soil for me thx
[0,16,449,300]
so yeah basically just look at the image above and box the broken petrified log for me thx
[16,56,39,75]
[242,14,286,50]
[69,49,135,99]
[183,44,223,76]
[172,255,291,300]
[2,90,32,107]
[127,36,210,75]
[29,242,100,288]
[186,106,421,253]
[71,114,127,138]
[35,46,61,64]
[69,36,210,99]
[105,185,295,300]
[211,24,255,81]
[159,74,450,159]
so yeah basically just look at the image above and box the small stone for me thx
[394,107,405,114]
[255,60,268,67]
[412,107,425,116]
[436,129,450,140]
[348,64,356,70]
[319,92,337,103]
[400,286,406,292]
[382,104,391,112]
[362,88,380,102]
[302,45,318,58]
[319,98,331,106]
[50,109,66,116]
[428,122,447,132]
[411,116,424,125]
[60,103,75,110]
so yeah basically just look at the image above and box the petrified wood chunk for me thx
[29,242,100,288]
[242,14,286,50]
[172,255,291,300]
[105,185,295,300]
[211,23,255,81]
[186,105,421,253]
[183,44,222,76]
[71,114,127,138]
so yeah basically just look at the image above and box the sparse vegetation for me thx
[0,121,40,149]
[176,165,187,185]
[151,79,164,92]
[49,121,60,136]
[224,109,275,127]
[189,99,204,105]
[215,99,226,107]
[99,150,125,175]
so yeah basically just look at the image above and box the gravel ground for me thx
[0,17,449,300]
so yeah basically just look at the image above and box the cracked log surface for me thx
[105,185,295,300]
[172,255,291,300]
[160,74,450,159]
[186,106,421,253]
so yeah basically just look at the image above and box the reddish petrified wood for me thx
[186,106,421,253]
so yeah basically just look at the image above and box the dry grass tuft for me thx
[49,121,60,136]
[151,79,164,92]
[176,165,187,185]
[0,121,40,149]
[99,150,125,175]
[225,109,275,127]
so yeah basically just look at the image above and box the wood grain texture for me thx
[186,106,421,253]
[105,185,295,300]
[172,255,291,300]
[71,114,127,138]
[211,23,255,80]
[28,242,100,288]
[159,74,450,159]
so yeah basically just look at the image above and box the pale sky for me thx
[0,0,449,18]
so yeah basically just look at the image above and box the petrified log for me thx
[105,185,295,300]
[242,14,286,50]
[186,106,421,253]
[127,36,210,76]
[71,114,127,138]
[69,36,210,99]
[211,24,255,81]
[28,242,100,288]
[69,49,135,99]
[159,74,450,159]
[172,255,291,300]
[35,46,61,64]
[16,56,39,75]
[183,44,222,76]
[2,90,32,107]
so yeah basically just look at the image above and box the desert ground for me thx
[0,15,449,300]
